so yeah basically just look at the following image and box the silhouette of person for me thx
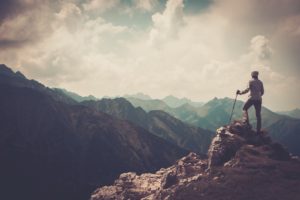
[237,71,264,134]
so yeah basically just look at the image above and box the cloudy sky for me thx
[1,0,300,110]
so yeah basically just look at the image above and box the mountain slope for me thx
[128,96,288,132]
[125,97,200,124]
[126,93,300,157]
[0,65,187,200]
[53,88,98,102]
[267,118,300,155]
[126,97,174,113]
[188,97,285,131]
[278,108,300,119]
[91,121,300,200]
[162,95,203,108]
[81,98,214,154]
[147,110,213,154]
[0,64,76,105]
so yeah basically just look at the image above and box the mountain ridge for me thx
[0,64,76,105]
[54,77,300,156]
[81,98,214,154]
[53,88,98,102]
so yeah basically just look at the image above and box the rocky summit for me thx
[91,121,300,200]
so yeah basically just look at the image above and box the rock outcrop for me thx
[91,121,300,200]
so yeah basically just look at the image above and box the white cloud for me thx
[250,35,273,61]
[56,3,82,19]
[82,0,120,12]
[134,0,158,11]
[149,0,184,46]
[1,0,300,110]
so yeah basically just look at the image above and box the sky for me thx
[0,0,300,111]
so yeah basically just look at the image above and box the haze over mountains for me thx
[57,77,300,156]
[125,97,282,129]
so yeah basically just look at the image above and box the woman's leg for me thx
[242,99,253,124]
[254,100,262,133]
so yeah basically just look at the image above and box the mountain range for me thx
[2,63,300,200]
[0,64,188,200]
[81,98,214,154]
[124,95,300,156]
[123,92,152,100]
[57,81,300,156]
[125,97,284,130]
[162,95,204,108]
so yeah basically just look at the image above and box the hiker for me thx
[236,71,264,134]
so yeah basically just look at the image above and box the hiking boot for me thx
[241,118,252,129]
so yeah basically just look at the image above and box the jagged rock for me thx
[208,120,281,168]
[91,121,300,200]
[208,126,246,168]
[91,152,206,200]
[161,172,178,189]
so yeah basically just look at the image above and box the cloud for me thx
[213,0,300,25]
[271,14,300,76]
[250,35,273,61]
[82,0,120,12]
[55,2,83,32]
[134,0,159,11]
[0,0,38,23]
[0,0,299,110]
[0,0,133,86]
[0,1,54,49]
[149,0,184,46]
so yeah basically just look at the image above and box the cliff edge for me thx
[91,120,300,200]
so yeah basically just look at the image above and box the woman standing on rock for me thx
[237,71,264,134]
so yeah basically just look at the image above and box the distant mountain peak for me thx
[101,97,134,108]
[124,92,152,100]
[162,95,203,108]
[163,95,178,100]
[163,95,189,101]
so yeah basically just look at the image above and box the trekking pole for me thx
[228,93,238,124]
